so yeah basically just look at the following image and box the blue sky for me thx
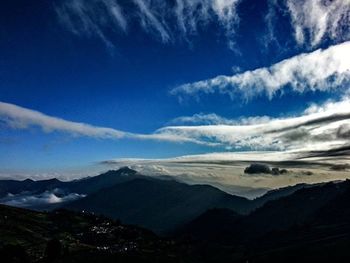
[0,0,350,177]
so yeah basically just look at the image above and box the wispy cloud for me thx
[55,0,128,50]
[170,113,271,125]
[0,101,127,139]
[0,101,214,146]
[55,0,241,49]
[285,0,350,47]
[264,0,350,50]
[171,41,350,100]
[132,0,171,43]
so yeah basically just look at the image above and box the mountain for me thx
[176,180,350,262]
[251,183,313,208]
[0,178,62,198]
[0,167,140,197]
[0,168,141,209]
[241,181,349,236]
[64,167,141,194]
[181,180,350,241]
[65,177,251,234]
[0,204,194,263]
[179,208,242,242]
[2,175,350,262]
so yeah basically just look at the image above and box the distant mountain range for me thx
[0,167,311,234]
[0,167,140,198]
[64,177,250,234]
[0,167,346,235]
[0,177,350,263]
[178,180,350,262]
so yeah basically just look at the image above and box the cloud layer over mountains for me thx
[0,189,85,208]
[1,95,350,161]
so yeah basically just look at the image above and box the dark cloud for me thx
[268,113,350,134]
[244,164,272,174]
[330,164,350,171]
[244,164,289,175]
[337,124,350,139]
[280,128,311,143]
[300,145,350,159]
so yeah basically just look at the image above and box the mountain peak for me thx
[22,178,34,183]
[116,167,138,175]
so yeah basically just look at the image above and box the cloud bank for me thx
[157,96,350,154]
[171,41,350,100]
[100,153,350,198]
[0,189,85,208]
[2,95,350,156]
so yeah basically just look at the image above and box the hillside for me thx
[176,180,350,262]
[0,204,194,263]
[65,177,251,234]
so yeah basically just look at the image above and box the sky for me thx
[1,0,350,186]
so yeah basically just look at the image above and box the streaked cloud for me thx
[55,0,241,49]
[171,41,350,100]
[286,0,350,47]
[55,0,128,49]
[132,0,171,43]
[170,113,271,125]
[0,101,215,146]
[2,95,350,155]
[158,96,350,153]
[100,151,350,198]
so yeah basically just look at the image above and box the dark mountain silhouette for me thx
[65,177,251,234]
[0,167,140,198]
[182,181,350,241]
[0,204,193,263]
[64,167,140,194]
[176,180,350,262]
[179,208,242,242]
[2,175,350,262]
[250,182,325,211]
[0,178,62,198]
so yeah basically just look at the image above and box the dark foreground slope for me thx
[2,180,350,263]
[178,180,350,262]
[0,204,194,263]
[65,177,251,234]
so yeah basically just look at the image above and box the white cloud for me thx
[101,151,350,198]
[56,0,128,50]
[0,101,127,139]
[2,96,350,158]
[170,113,271,125]
[171,41,350,99]
[286,0,350,47]
[0,189,86,208]
[0,101,214,146]
[174,0,240,48]
[132,0,171,43]
[56,0,241,49]
[157,96,350,153]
